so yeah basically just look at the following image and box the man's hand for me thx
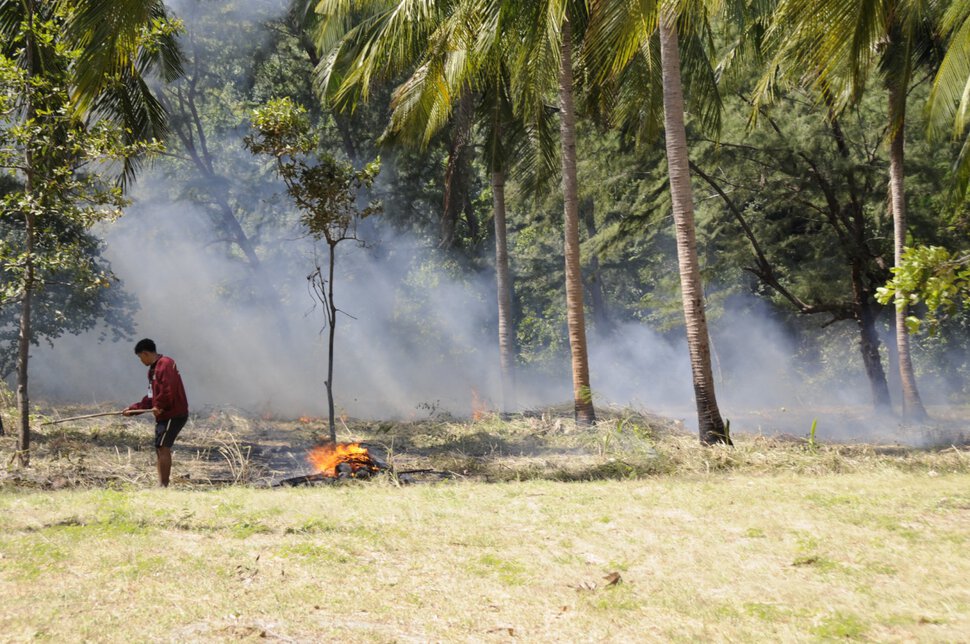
[122,408,137,417]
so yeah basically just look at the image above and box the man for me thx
[124,338,189,487]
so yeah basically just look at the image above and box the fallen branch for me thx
[41,409,151,425]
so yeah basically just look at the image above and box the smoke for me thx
[25,174,876,428]
[28,179,510,420]
[27,178,966,446]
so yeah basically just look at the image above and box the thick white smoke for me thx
[27,173,879,432]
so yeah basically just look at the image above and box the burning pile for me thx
[307,442,384,480]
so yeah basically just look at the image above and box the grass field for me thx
[1,405,969,642]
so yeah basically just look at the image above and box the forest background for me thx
[2,0,969,442]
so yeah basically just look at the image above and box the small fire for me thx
[307,442,380,478]
[471,388,488,421]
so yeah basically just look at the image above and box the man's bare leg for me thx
[156,446,172,487]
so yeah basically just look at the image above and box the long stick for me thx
[41,409,150,425]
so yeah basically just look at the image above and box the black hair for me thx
[134,338,156,354]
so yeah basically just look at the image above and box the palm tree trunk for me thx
[659,12,728,445]
[559,18,595,425]
[887,84,927,421]
[492,168,516,413]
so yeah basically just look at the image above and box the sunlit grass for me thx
[0,405,968,640]
[0,471,968,641]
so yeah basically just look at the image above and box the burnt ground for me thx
[1,402,968,489]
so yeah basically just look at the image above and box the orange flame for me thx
[307,442,378,477]
[471,388,488,421]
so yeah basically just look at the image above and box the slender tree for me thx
[557,15,596,424]
[246,98,380,443]
[0,0,180,464]
[657,7,728,443]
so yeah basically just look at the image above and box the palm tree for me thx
[312,0,595,419]
[657,8,728,443]
[759,0,937,420]
[460,0,599,423]
[0,0,182,464]
[585,0,729,443]
[312,0,475,251]
[558,15,596,425]
[308,0,516,411]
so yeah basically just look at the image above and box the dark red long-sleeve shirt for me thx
[127,355,189,420]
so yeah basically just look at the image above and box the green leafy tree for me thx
[0,181,138,380]
[0,9,165,464]
[246,97,380,443]
[690,87,902,410]
[877,245,970,335]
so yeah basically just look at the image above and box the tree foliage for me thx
[0,21,155,377]
[877,245,970,335]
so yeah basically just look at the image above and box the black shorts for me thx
[155,416,188,449]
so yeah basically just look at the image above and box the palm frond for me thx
[612,36,665,146]
[928,0,970,139]
[0,0,24,55]
[762,0,888,108]
[314,0,443,110]
[585,0,658,83]
[678,11,722,138]
[946,119,970,202]
[505,0,568,118]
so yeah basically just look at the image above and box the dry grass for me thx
[1,403,969,488]
[0,403,968,641]
[0,472,968,641]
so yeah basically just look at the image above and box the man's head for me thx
[134,338,158,366]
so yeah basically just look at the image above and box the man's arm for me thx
[126,396,152,411]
